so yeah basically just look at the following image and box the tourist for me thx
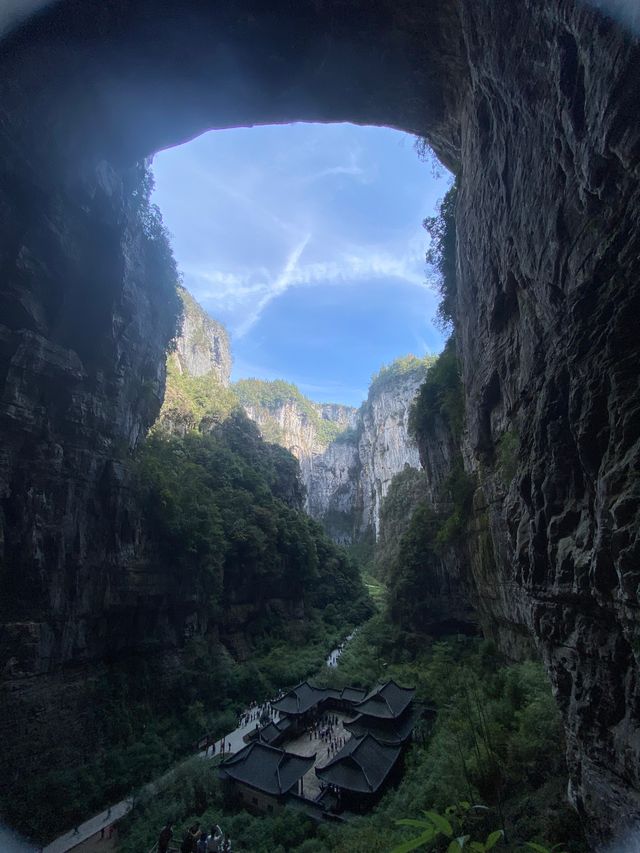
[197,830,208,853]
[207,825,223,852]
[180,824,198,853]
[222,837,233,852]
[158,821,173,853]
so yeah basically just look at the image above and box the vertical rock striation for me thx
[173,286,231,384]
[0,156,180,780]
[426,1,640,839]
[356,369,426,538]
[234,362,428,543]
[168,287,431,545]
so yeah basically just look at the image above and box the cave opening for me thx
[1,1,640,848]
[150,122,452,408]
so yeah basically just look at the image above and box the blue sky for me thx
[152,123,452,406]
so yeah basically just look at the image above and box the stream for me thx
[325,629,357,668]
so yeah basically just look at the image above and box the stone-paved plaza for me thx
[279,711,352,799]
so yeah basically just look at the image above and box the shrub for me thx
[424,181,458,329]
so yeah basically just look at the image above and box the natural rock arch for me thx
[2,0,459,171]
[1,1,639,844]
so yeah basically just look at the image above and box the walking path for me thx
[39,705,280,853]
[42,801,131,853]
[32,630,357,853]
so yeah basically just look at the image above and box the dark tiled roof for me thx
[218,742,315,795]
[259,717,294,745]
[272,682,340,716]
[353,680,415,720]
[258,722,281,745]
[340,687,367,703]
[315,734,401,793]
[345,708,416,744]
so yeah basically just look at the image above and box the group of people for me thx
[158,820,233,853]
[308,713,347,757]
[199,696,284,760]
[238,698,280,729]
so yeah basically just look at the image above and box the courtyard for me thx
[277,712,353,800]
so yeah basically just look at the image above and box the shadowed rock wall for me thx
[0,0,639,842]
[449,2,640,838]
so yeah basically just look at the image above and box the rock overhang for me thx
[1,0,462,175]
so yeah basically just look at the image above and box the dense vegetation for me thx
[2,408,371,843]
[381,338,474,641]
[118,619,586,853]
[373,467,428,582]
[409,336,464,445]
[162,356,239,430]
[234,378,351,447]
[424,180,458,329]
[130,161,183,342]
[2,411,372,838]
[138,408,372,638]
[6,164,583,852]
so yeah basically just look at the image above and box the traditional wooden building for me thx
[344,680,417,744]
[218,741,315,814]
[271,682,368,733]
[245,679,418,815]
[315,733,403,811]
[257,716,295,747]
[344,708,416,744]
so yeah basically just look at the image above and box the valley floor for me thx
[115,614,589,853]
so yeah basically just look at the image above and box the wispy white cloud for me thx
[235,234,312,337]
[302,148,373,185]
[189,236,430,339]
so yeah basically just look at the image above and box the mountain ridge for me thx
[159,287,431,542]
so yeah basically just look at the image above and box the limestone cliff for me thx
[1,0,640,841]
[356,364,428,538]
[234,378,361,541]
[158,288,235,435]
[0,159,181,786]
[234,379,356,458]
[173,286,231,384]
[234,362,429,543]
[160,293,428,544]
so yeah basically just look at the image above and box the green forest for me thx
[234,379,349,447]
